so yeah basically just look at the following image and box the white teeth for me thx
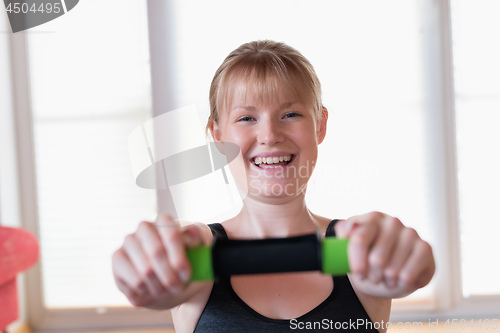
[253,155,292,166]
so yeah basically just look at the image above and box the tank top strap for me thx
[208,222,228,240]
[210,221,342,239]
[326,219,343,237]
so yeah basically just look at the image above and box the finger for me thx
[115,277,156,307]
[382,227,418,288]
[135,221,172,291]
[367,216,403,284]
[398,239,435,290]
[122,232,165,296]
[156,215,191,290]
[182,224,206,248]
[337,211,385,238]
[333,219,358,238]
[348,220,379,278]
[115,277,143,302]
[112,248,148,296]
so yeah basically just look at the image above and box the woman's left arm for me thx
[335,211,435,299]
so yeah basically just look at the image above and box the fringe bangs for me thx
[206,40,323,136]
[218,55,315,115]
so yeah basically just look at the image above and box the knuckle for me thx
[165,229,182,244]
[130,278,146,292]
[351,229,370,245]
[419,240,433,255]
[369,251,386,267]
[349,233,364,246]
[163,275,179,290]
[399,269,418,286]
[138,220,152,232]
[384,267,399,280]
[143,267,156,280]
[170,259,186,274]
[368,211,384,220]
[388,217,403,230]
[404,227,419,241]
[151,245,167,261]
[124,234,137,246]
[112,248,123,261]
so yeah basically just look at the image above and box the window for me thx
[27,0,154,308]
[1,0,499,331]
[451,0,500,297]
[7,0,168,330]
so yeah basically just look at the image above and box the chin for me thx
[247,178,308,199]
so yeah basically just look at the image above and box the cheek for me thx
[221,127,252,152]
[295,125,319,146]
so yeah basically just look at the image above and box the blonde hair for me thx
[206,40,323,134]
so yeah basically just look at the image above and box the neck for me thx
[229,193,319,239]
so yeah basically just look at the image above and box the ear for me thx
[209,121,222,142]
[209,121,225,154]
[316,106,328,144]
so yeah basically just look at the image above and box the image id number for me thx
[6,2,61,14]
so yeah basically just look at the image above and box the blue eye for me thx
[237,116,254,122]
[283,112,301,119]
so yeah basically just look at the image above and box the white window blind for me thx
[27,0,155,308]
[451,0,500,297]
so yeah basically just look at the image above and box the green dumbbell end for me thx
[187,245,214,281]
[322,238,350,276]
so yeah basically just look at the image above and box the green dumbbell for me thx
[186,234,349,281]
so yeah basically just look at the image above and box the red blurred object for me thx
[0,226,39,331]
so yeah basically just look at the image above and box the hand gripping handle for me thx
[186,234,350,281]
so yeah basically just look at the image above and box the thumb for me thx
[334,219,359,238]
[182,224,207,248]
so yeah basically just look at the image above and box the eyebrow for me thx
[233,102,297,111]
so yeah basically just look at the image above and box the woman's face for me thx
[211,86,327,204]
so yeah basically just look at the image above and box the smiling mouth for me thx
[252,155,294,168]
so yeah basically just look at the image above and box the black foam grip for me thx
[212,234,322,276]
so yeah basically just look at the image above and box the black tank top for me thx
[193,220,378,332]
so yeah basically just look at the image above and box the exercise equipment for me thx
[187,234,349,281]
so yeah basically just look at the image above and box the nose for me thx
[257,118,285,146]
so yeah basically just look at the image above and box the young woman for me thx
[112,40,435,332]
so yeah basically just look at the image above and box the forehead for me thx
[218,66,314,113]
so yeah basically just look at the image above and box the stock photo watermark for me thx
[3,0,79,33]
[290,318,499,331]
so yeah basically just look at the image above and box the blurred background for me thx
[1,0,499,332]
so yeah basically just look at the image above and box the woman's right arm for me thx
[111,214,213,310]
